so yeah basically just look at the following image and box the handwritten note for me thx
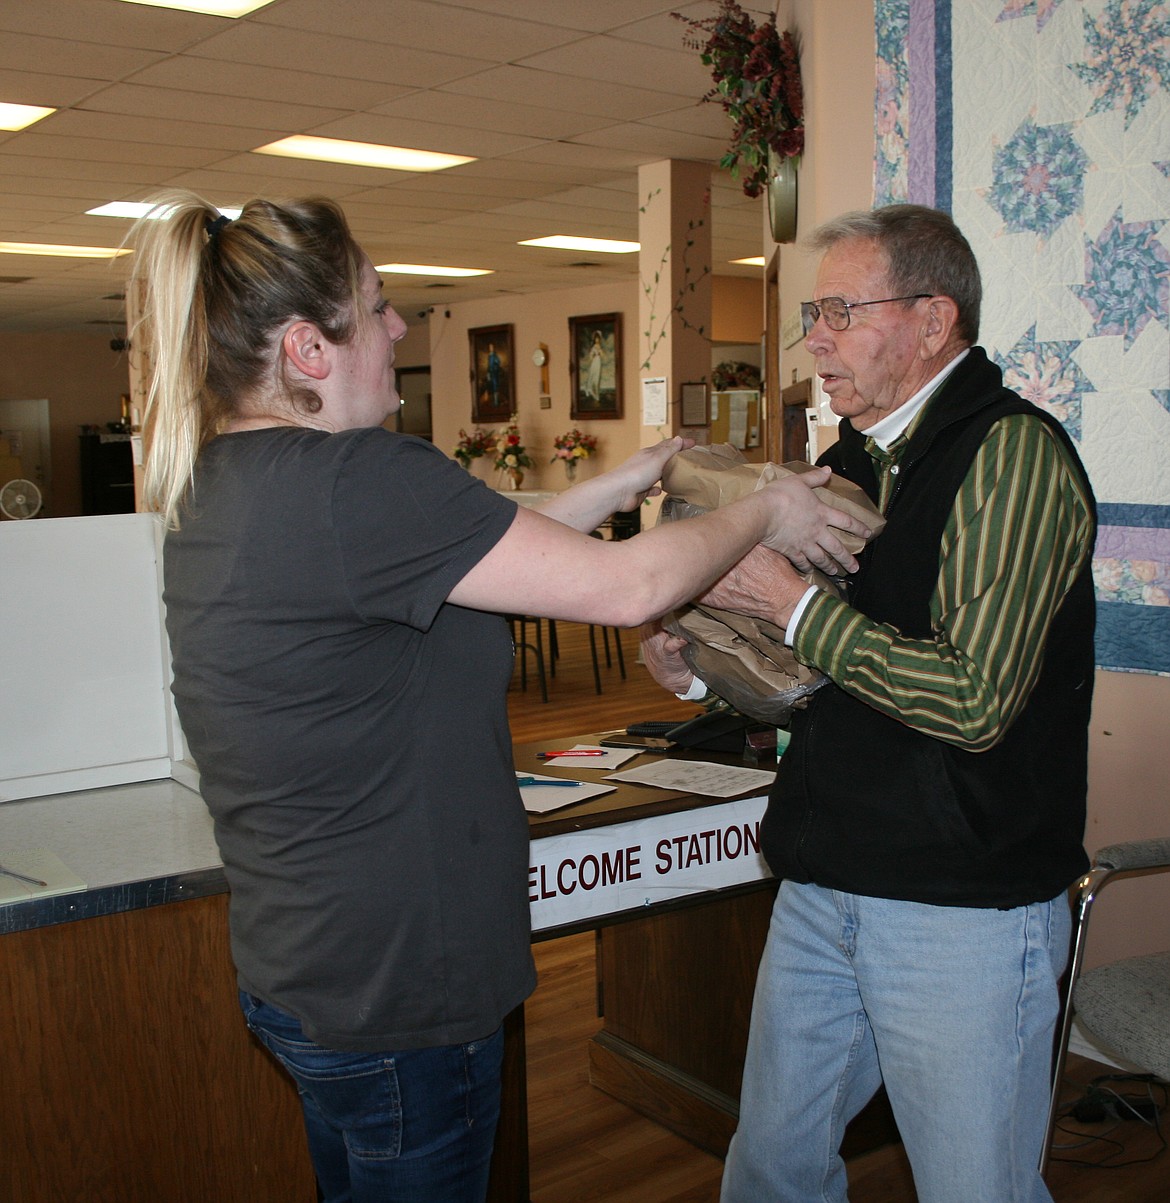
[605,759,775,799]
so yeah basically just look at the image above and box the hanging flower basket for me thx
[673,2,804,201]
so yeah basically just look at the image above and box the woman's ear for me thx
[282,321,331,381]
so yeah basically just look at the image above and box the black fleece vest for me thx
[761,348,1095,907]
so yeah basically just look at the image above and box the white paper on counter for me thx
[0,846,88,904]
[516,772,617,814]
[605,759,776,799]
[537,744,639,769]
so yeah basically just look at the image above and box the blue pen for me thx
[516,776,581,788]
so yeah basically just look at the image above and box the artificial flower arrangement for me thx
[452,426,495,468]
[550,428,599,464]
[494,418,533,472]
[712,360,762,391]
[673,0,804,198]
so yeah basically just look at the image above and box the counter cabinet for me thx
[1,739,894,1202]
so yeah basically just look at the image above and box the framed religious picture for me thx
[569,313,622,420]
[469,324,514,422]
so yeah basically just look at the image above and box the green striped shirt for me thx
[792,413,1094,751]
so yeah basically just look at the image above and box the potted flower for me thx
[494,418,533,489]
[452,426,495,469]
[673,1,803,239]
[551,428,599,483]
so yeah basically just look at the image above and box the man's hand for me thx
[639,620,696,694]
[698,545,812,630]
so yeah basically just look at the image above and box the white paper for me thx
[641,376,668,426]
[537,743,639,769]
[605,759,775,799]
[0,846,88,903]
[516,771,617,814]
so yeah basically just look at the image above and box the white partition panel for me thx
[0,513,179,802]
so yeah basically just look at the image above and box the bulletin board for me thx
[710,389,761,451]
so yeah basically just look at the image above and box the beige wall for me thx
[1084,671,1170,969]
[424,279,643,492]
[0,333,133,518]
[712,276,764,344]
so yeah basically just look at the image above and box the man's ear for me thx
[282,320,331,381]
[920,296,959,358]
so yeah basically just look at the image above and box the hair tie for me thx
[205,213,231,241]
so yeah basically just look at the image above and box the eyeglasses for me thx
[800,294,931,335]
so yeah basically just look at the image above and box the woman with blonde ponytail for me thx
[129,190,866,1203]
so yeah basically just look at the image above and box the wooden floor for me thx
[507,623,1168,1202]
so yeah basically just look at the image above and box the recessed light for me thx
[255,136,474,173]
[114,1,276,16]
[375,263,492,278]
[0,102,55,131]
[0,242,132,259]
[87,201,244,220]
[519,236,639,254]
[731,256,766,267]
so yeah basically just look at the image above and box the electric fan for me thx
[0,478,43,520]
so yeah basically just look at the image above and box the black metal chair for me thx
[506,615,548,703]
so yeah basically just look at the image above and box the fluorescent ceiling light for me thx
[255,136,474,173]
[731,256,766,266]
[0,242,132,259]
[375,263,492,278]
[0,102,55,131]
[114,1,276,16]
[88,201,243,220]
[519,236,639,254]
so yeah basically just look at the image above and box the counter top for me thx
[0,778,222,934]
[3,738,775,937]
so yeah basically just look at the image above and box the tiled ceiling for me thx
[0,0,768,335]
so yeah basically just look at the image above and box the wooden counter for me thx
[1,740,891,1203]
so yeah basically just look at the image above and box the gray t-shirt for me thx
[164,427,534,1052]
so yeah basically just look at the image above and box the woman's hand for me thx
[536,436,693,534]
[600,436,694,514]
[754,466,871,576]
[639,620,695,694]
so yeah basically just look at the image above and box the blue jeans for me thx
[721,881,1071,1203]
[240,992,503,1203]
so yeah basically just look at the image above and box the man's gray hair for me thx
[808,205,981,344]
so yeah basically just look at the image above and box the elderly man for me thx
[645,205,1096,1202]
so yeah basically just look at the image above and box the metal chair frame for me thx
[1041,836,1170,1174]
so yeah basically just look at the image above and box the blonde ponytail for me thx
[127,190,365,528]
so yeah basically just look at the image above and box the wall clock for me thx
[532,343,550,395]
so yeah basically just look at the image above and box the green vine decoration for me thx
[639,188,711,372]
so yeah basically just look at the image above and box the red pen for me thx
[536,749,605,759]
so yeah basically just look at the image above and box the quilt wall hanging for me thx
[874,0,1170,675]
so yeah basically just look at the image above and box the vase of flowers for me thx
[551,428,599,483]
[673,1,804,202]
[494,418,533,489]
[452,427,495,469]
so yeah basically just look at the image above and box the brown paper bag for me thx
[658,444,884,724]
